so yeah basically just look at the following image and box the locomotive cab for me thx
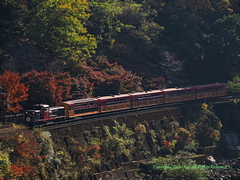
[24,104,50,126]
[31,104,50,120]
[25,110,41,126]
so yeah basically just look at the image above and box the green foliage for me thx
[88,0,123,51]
[194,103,222,147]
[2,0,240,90]
[227,75,240,94]
[0,151,11,179]
[101,120,135,162]
[26,0,97,62]
[151,151,209,180]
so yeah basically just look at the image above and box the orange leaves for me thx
[163,141,171,147]
[1,127,40,178]
[209,130,220,139]
[0,70,72,109]
[10,165,33,178]
[85,145,101,159]
[85,145,101,152]
[0,70,28,113]
[10,165,23,177]
[54,72,72,103]
[14,132,39,159]
[86,56,142,95]
[22,70,72,105]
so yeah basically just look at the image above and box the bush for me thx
[151,151,210,180]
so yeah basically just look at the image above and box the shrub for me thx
[151,151,209,180]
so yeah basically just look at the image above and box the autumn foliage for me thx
[0,70,28,113]
[10,165,32,178]
[0,60,143,114]
[86,56,142,96]
[0,125,40,179]
[22,70,72,106]
[14,132,39,159]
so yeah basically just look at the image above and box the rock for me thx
[205,156,216,165]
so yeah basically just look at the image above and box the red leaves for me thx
[10,165,33,177]
[14,132,39,159]
[209,130,220,139]
[21,165,33,175]
[85,145,101,152]
[0,70,28,113]
[54,72,72,103]
[85,145,101,159]
[86,56,142,95]
[163,141,171,147]
[22,70,72,105]
[10,165,23,177]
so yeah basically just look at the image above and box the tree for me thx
[86,56,142,96]
[0,70,28,114]
[26,0,97,63]
[160,51,187,87]
[71,76,94,99]
[194,103,222,146]
[22,70,71,107]
[198,14,240,83]
[155,2,205,84]
[0,0,27,44]
[88,0,123,52]
[106,1,164,87]
[101,121,135,163]
[227,75,240,94]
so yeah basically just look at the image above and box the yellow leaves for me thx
[201,103,208,110]
[57,0,90,19]
[12,123,21,129]
[0,151,11,178]
[27,0,96,61]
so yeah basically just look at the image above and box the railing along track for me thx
[37,95,234,131]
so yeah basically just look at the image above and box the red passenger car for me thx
[129,90,164,108]
[98,94,131,112]
[195,83,227,99]
[163,87,196,104]
[57,98,99,118]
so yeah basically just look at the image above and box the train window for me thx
[88,102,97,108]
[70,105,74,111]
[74,103,90,110]
[105,97,130,105]
[137,94,163,100]
[74,106,98,114]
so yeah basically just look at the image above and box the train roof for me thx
[98,94,130,100]
[26,110,41,113]
[32,104,49,108]
[49,106,65,110]
[129,90,163,96]
[60,98,98,105]
[195,83,227,89]
[162,86,195,92]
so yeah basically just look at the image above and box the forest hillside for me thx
[0,0,240,113]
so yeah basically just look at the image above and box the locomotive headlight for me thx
[26,117,31,122]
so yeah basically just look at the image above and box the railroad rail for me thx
[36,95,234,131]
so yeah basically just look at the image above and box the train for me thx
[24,83,227,126]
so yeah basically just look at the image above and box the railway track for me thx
[37,96,233,131]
